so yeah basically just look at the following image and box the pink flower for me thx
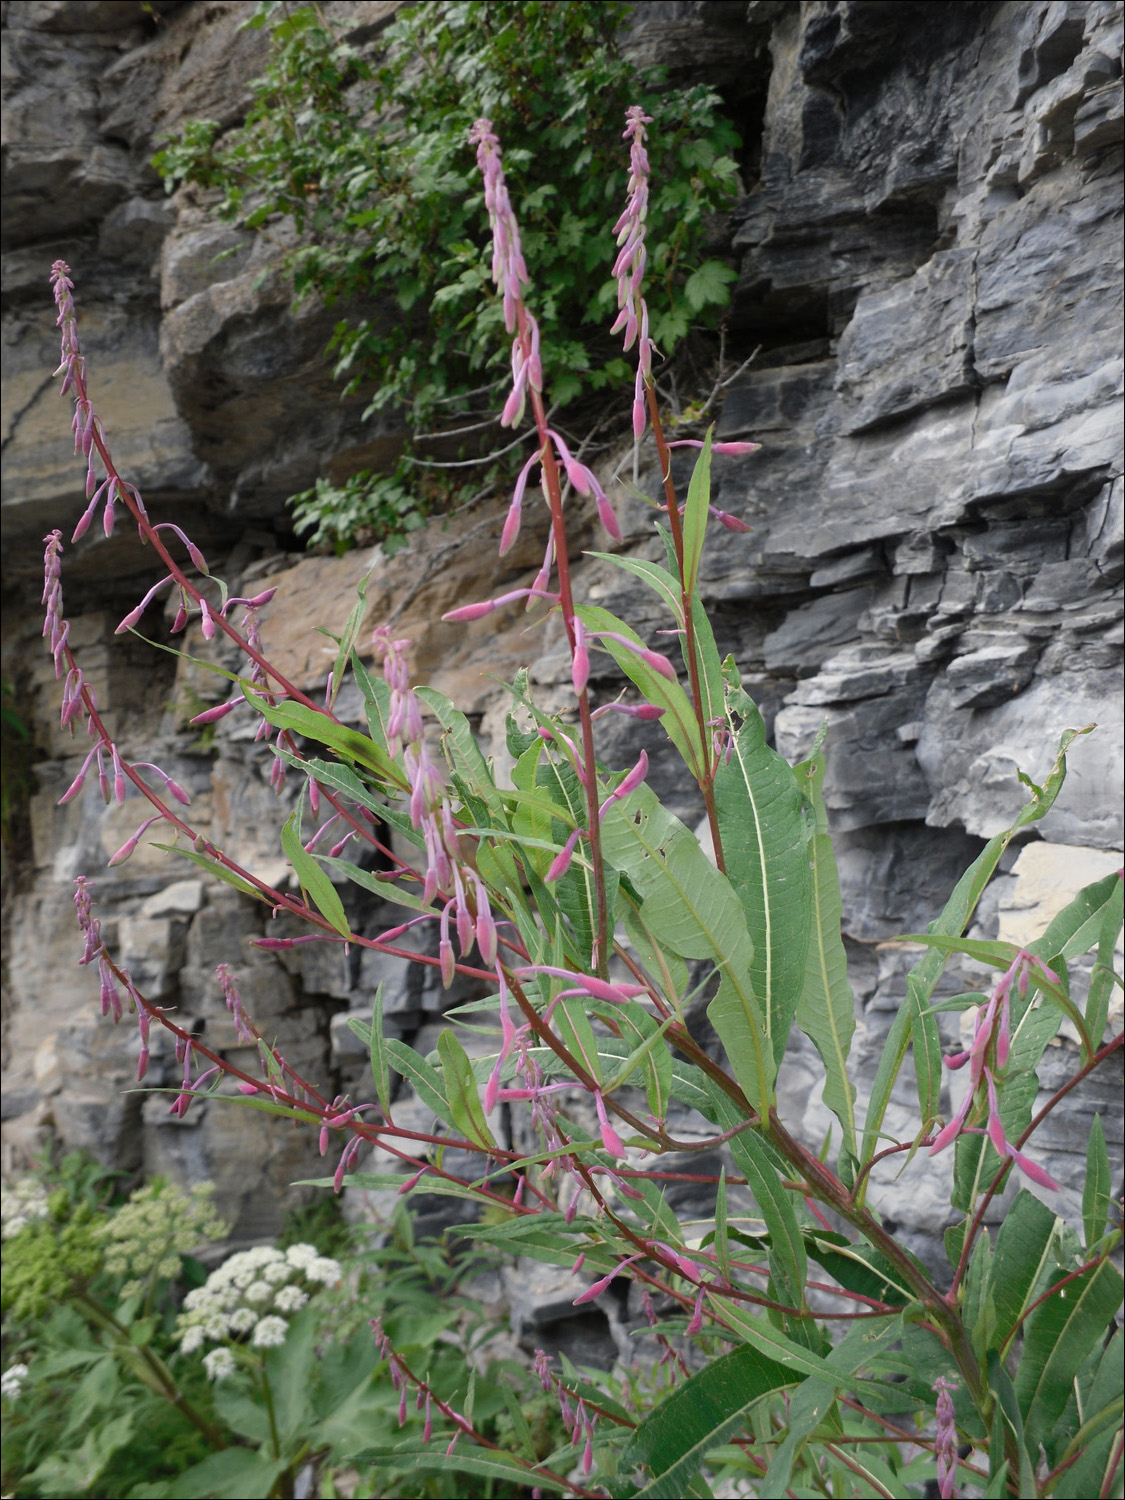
[933,1378,957,1498]
[929,950,1060,1190]
[612,108,655,438]
[573,1253,641,1305]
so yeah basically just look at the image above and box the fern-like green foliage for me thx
[153,0,741,549]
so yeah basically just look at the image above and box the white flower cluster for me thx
[98,1180,228,1297]
[1,1178,50,1240]
[176,1243,341,1378]
[1,1363,29,1401]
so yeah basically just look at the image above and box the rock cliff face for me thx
[2,0,1122,1282]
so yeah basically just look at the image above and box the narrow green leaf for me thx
[416,685,506,825]
[757,1317,905,1493]
[586,551,684,625]
[574,603,705,775]
[988,1351,1038,1499]
[707,1085,806,1305]
[329,567,373,710]
[1085,873,1124,1051]
[727,1126,807,1311]
[554,997,604,1087]
[1059,1330,1124,1497]
[1083,1114,1112,1252]
[1035,870,1123,960]
[1015,1259,1125,1432]
[348,1448,570,1491]
[618,1343,794,1499]
[245,687,404,785]
[600,785,772,1112]
[280,810,351,936]
[860,729,1083,1180]
[715,1168,731,1288]
[369,984,391,1119]
[162,1448,285,1499]
[792,752,857,1156]
[688,596,726,735]
[715,697,810,1064]
[349,648,394,752]
[151,843,266,900]
[991,1190,1060,1350]
[682,428,713,597]
[319,856,431,913]
[604,1003,674,1119]
[385,1039,450,1126]
[499,1383,537,1462]
[622,904,689,1007]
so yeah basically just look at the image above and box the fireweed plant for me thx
[40,108,1124,1499]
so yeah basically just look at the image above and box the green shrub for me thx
[154,0,741,550]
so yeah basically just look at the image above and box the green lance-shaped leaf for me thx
[708,1084,806,1309]
[1085,872,1124,1051]
[715,1167,732,1288]
[751,1315,906,1495]
[245,687,404,788]
[714,692,811,1065]
[600,785,773,1112]
[328,566,373,712]
[586,551,684,627]
[988,1350,1038,1500]
[385,1039,450,1127]
[348,1449,570,1493]
[368,984,391,1118]
[990,1189,1060,1352]
[437,1028,496,1151]
[1015,1259,1125,1433]
[553,997,604,1087]
[616,1343,795,1499]
[574,603,706,778]
[681,427,714,597]
[280,808,351,936]
[416,685,506,826]
[792,750,857,1159]
[604,1001,674,1120]
[1034,869,1123,963]
[1083,1114,1112,1252]
[152,844,266,901]
[350,648,394,753]
[859,727,1090,1180]
[1056,1330,1125,1498]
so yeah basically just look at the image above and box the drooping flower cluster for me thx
[929,948,1060,1189]
[611,106,655,439]
[933,1378,958,1499]
[1,1178,51,1240]
[176,1243,341,1375]
[97,1180,228,1299]
[371,627,496,982]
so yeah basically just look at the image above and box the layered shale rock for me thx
[2,0,1121,1253]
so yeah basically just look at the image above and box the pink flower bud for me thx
[107,815,160,867]
[440,937,456,988]
[595,1091,626,1158]
[596,492,622,542]
[190,697,243,724]
[546,828,582,883]
[199,598,216,640]
[573,1253,641,1305]
[712,507,753,533]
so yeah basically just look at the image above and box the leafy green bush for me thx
[2,1156,557,1498]
[154,0,741,550]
